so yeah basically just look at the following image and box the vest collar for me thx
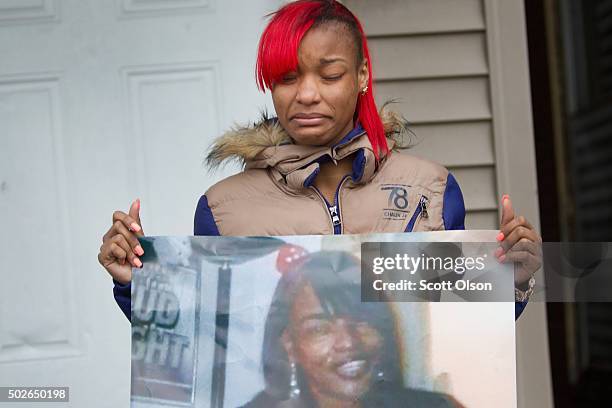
[205,108,407,192]
[245,124,382,191]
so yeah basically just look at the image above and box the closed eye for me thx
[281,73,298,83]
[323,74,343,81]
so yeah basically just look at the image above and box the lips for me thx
[290,113,328,126]
[335,359,368,378]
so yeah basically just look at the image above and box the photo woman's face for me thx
[271,23,369,147]
[283,283,383,402]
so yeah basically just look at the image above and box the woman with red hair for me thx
[101,1,540,321]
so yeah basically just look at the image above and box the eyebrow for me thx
[297,313,331,325]
[319,57,347,65]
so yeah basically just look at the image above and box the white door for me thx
[0,1,278,406]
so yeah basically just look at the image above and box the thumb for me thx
[129,198,144,235]
[500,194,515,226]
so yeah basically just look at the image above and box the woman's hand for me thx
[495,195,542,286]
[98,199,145,285]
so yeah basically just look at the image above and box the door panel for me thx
[0,1,279,406]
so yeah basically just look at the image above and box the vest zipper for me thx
[406,195,429,232]
[310,175,350,235]
[420,195,429,219]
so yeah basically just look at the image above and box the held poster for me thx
[130,231,517,408]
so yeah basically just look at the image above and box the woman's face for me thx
[271,23,369,147]
[283,283,383,402]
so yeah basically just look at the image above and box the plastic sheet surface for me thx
[130,232,517,408]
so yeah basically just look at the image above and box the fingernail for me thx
[135,198,140,209]
[502,194,509,203]
[135,245,144,256]
[131,223,141,232]
[496,232,505,241]
[495,247,504,257]
[499,254,506,262]
[134,258,142,268]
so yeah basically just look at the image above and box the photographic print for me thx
[131,232,516,408]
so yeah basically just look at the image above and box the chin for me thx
[331,382,371,401]
[289,126,335,146]
[325,373,372,400]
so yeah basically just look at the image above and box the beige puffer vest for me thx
[201,113,464,236]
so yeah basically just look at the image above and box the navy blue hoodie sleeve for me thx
[112,194,221,321]
[194,195,221,236]
[443,172,466,231]
[442,172,526,320]
[516,301,528,318]
[113,279,132,321]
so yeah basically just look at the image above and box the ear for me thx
[281,328,296,362]
[358,58,369,91]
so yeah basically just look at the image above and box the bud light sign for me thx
[131,263,200,405]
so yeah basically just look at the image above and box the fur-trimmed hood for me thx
[206,107,411,169]
[204,107,411,191]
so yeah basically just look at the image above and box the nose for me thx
[333,319,358,352]
[295,76,321,106]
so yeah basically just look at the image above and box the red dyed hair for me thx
[255,0,388,159]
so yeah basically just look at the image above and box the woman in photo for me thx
[100,0,540,320]
[241,250,457,408]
